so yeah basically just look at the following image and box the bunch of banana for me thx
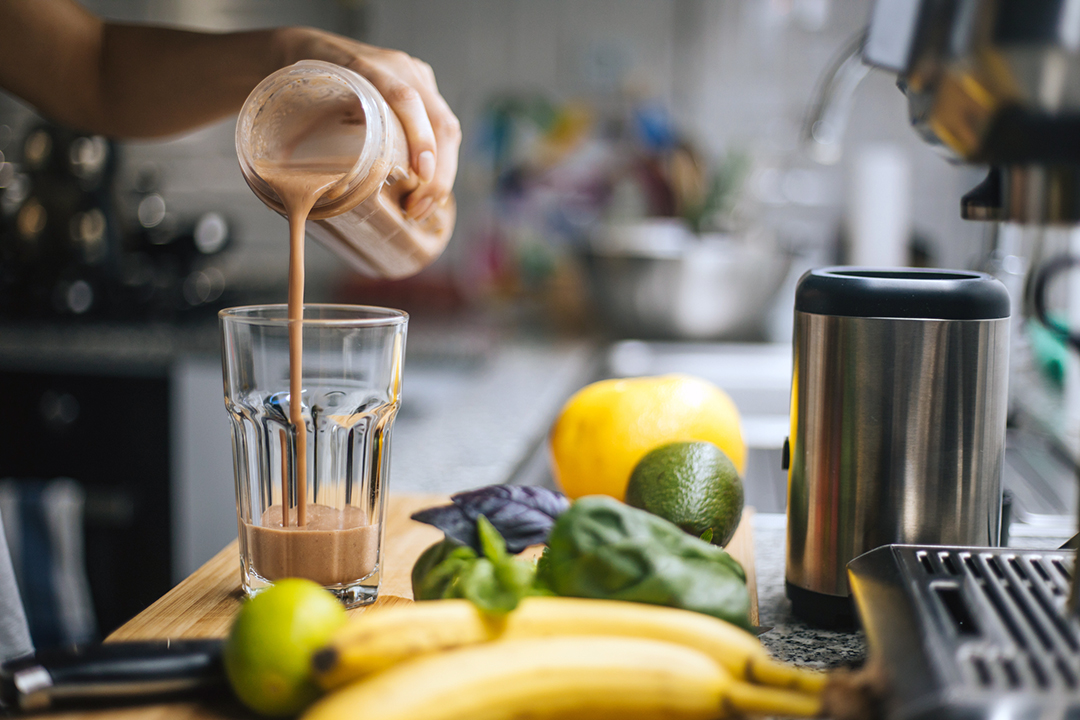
[303,597,827,720]
[303,635,821,720]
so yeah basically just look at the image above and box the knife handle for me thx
[1,639,226,713]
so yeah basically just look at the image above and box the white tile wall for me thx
[0,0,993,294]
[364,0,989,273]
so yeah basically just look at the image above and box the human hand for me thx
[275,27,460,221]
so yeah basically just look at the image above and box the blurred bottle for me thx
[121,175,231,321]
[0,123,119,319]
[846,143,911,267]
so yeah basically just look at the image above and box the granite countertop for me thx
[752,514,866,670]
[753,514,1075,670]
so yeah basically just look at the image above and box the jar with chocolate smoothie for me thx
[236,60,454,279]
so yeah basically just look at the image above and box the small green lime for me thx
[223,579,346,717]
[625,441,744,547]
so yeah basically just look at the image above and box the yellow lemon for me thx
[549,374,745,501]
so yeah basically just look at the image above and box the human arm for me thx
[0,0,458,215]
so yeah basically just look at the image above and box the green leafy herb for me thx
[411,537,478,601]
[537,496,752,631]
[477,515,508,562]
[410,485,569,554]
[411,514,538,613]
[699,528,714,544]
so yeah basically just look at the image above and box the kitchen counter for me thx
[32,497,1076,718]
[753,514,866,670]
[42,493,759,719]
[6,324,1073,679]
[751,513,1075,671]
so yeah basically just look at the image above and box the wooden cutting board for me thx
[45,494,757,719]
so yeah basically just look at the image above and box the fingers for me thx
[348,53,436,173]
[287,32,460,220]
[406,63,461,220]
[345,48,458,219]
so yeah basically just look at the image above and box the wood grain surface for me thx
[45,494,757,719]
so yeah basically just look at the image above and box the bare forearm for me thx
[0,0,285,138]
[0,0,101,129]
[0,0,459,208]
[93,24,286,138]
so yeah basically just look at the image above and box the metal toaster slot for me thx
[849,545,1080,718]
[934,584,980,637]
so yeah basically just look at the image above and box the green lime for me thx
[223,579,346,717]
[625,441,744,547]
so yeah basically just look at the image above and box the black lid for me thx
[795,267,1011,320]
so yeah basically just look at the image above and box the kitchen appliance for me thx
[848,544,1078,720]
[798,0,1080,714]
[809,0,1080,224]
[785,267,1011,627]
[0,123,119,319]
[0,121,233,321]
[0,369,173,637]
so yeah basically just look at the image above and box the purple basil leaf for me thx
[451,486,570,554]
[410,503,478,549]
[411,485,570,554]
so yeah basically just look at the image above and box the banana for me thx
[313,596,825,695]
[302,636,822,720]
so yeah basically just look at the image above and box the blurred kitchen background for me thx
[0,0,1057,642]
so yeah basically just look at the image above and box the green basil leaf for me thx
[494,555,535,595]
[476,514,508,563]
[534,546,554,592]
[411,538,478,601]
[543,496,752,631]
[412,515,542,614]
[456,558,525,614]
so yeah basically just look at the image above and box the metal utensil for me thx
[0,640,225,713]
[848,544,1080,719]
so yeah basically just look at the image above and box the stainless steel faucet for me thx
[801,30,870,166]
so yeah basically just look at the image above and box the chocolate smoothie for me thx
[236,64,453,587]
[246,504,379,585]
[254,158,347,527]
[242,98,380,585]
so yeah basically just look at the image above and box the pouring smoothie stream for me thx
[231,60,454,593]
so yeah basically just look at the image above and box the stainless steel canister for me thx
[785,267,1011,627]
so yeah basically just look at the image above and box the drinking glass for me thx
[220,304,407,607]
